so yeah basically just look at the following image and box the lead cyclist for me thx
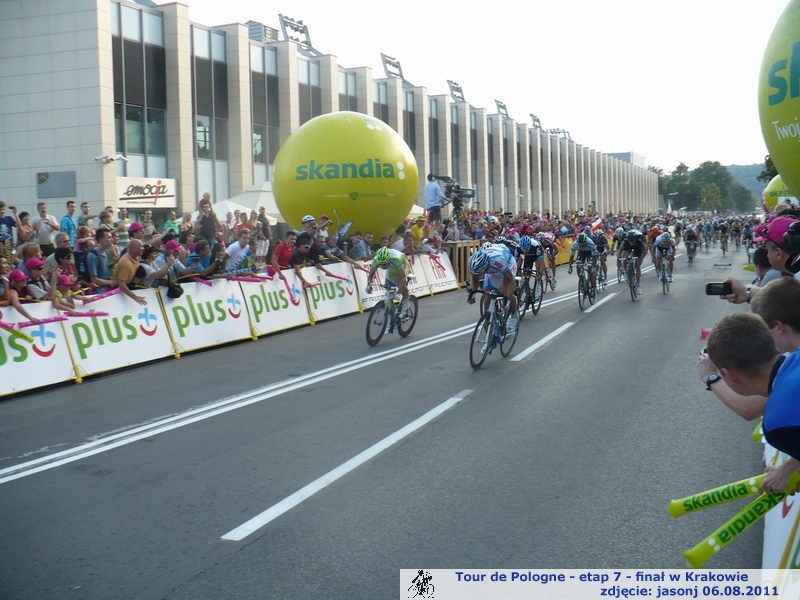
[366,246,412,313]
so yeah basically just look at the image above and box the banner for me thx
[238,272,311,336]
[61,288,174,377]
[420,252,459,293]
[403,253,432,298]
[0,304,75,396]
[161,280,252,353]
[301,263,361,322]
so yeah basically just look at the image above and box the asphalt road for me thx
[0,243,765,600]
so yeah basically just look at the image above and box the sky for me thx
[162,0,793,174]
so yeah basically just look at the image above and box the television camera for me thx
[429,174,475,211]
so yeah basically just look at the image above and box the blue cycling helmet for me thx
[576,232,588,244]
[469,250,490,274]
[518,235,532,250]
[661,231,671,242]
[615,227,625,236]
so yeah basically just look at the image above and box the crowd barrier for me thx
[0,252,459,397]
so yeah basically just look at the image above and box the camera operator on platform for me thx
[424,174,447,223]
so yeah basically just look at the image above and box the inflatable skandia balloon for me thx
[272,112,418,236]
[758,0,800,195]
[761,174,799,214]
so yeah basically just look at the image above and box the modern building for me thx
[0,0,659,222]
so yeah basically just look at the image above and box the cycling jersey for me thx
[481,244,517,291]
[570,237,596,256]
[653,234,675,255]
[620,239,645,257]
[594,235,609,255]
[495,236,522,259]
[521,239,545,269]
[371,248,410,283]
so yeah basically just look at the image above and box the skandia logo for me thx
[295,159,407,181]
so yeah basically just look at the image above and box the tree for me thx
[757,155,778,184]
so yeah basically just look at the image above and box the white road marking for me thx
[511,322,574,362]
[583,292,617,313]
[221,389,473,541]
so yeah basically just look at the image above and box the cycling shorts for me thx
[482,263,517,292]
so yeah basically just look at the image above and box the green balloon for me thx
[759,0,800,194]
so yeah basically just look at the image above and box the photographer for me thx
[424,174,447,223]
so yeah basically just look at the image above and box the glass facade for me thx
[192,26,229,200]
[111,4,166,177]
[403,91,416,152]
[298,59,321,125]
[428,98,439,174]
[338,70,358,112]
[251,46,280,184]
[373,81,388,124]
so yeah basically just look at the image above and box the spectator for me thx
[323,234,360,268]
[15,211,34,250]
[15,243,42,277]
[140,209,157,240]
[76,202,97,230]
[184,238,224,279]
[25,257,53,300]
[0,202,18,263]
[136,244,169,288]
[179,212,194,236]
[152,239,192,284]
[86,228,115,293]
[271,230,297,278]
[195,198,221,242]
[288,237,314,286]
[297,215,318,246]
[50,245,78,285]
[752,247,782,287]
[222,211,236,244]
[424,174,447,223]
[706,311,800,493]
[317,214,331,239]
[224,228,251,272]
[60,200,78,246]
[113,238,147,305]
[31,202,60,256]
[4,269,42,322]
[348,231,372,261]
[162,209,180,236]
[96,210,114,232]
[114,206,132,250]
[52,274,89,313]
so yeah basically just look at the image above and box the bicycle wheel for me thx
[577,273,586,310]
[397,295,418,337]
[587,279,596,305]
[532,277,543,314]
[661,267,668,295]
[548,258,557,290]
[721,240,727,257]
[627,265,637,302]
[517,281,530,322]
[500,315,518,357]
[365,301,389,346]
[469,313,492,369]
[617,259,623,283]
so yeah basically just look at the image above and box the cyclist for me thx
[535,230,558,289]
[366,246,412,313]
[618,230,646,294]
[466,245,519,333]
[684,224,699,258]
[593,228,610,283]
[610,227,626,254]
[518,234,546,300]
[702,221,713,248]
[647,223,662,265]
[718,219,730,250]
[567,232,597,291]
[652,230,676,282]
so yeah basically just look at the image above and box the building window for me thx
[196,115,211,159]
[403,91,416,152]
[373,81,388,124]
[298,59,321,125]
[121,5,141,42]
[338,70,358,111]
[428,98,439,173]
[251,46,280,184]
[450,104,460,182]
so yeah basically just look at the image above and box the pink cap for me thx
[8,269,26,283]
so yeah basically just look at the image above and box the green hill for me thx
[726,163,763,199]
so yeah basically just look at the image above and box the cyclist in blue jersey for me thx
[467,245,519,332]
[567,232,597,291]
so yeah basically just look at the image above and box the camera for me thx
[705,282,732,296]
[430,174,475,210]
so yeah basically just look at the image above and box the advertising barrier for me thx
[0,253,459,397]
[62,288,174,378]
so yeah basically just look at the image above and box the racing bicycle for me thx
[571,260,597,310]
[365,282,418,346]
[516,267,544,321]
[468,289,519,369]
[656,251,671,295]
[623,256,639,302]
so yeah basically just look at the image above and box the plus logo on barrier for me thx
[137,307,159,336]
[30,324,57,358]
[226,294,242,318]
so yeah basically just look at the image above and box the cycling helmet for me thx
[593,228,605,238]
[469,250,490,274]
[615,227,624,236]
[480,241,493,251]
[518,235,532,250]
[661,232,671,242]
[535,232,547,242]
[626,230,638,241]
[576,233,587,244]
[374,246,391,265]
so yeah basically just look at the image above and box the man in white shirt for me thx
[32,202,60,256]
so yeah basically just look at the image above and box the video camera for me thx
[430,174,476,209]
